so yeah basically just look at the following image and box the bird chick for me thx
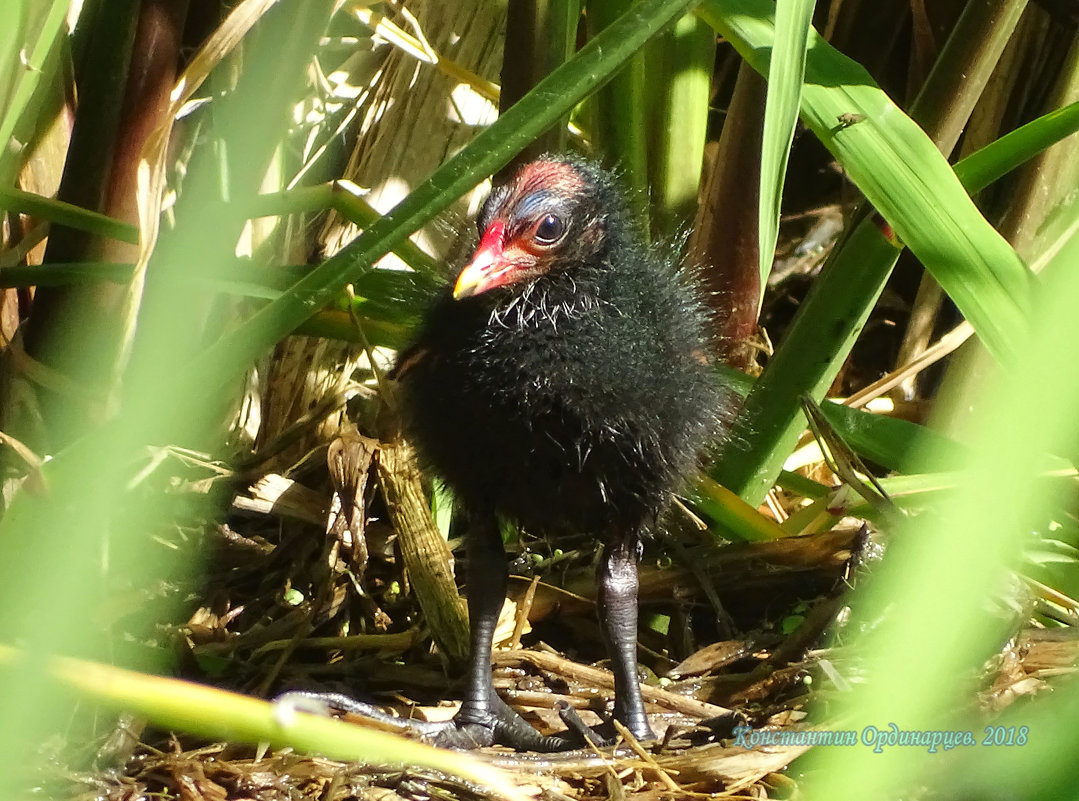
[392,156,724,751]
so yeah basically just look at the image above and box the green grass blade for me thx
[0,187,140,244]
[586,0,651,229]
[501,0,579,161]
[816,400,962,474]
[955,100,1079,192]
[758,0,814,299]
[645,12,715,241]
[692,476,790,542]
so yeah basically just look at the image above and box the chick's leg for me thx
[449,513,509,739]
[597,534,656,741]
[439,513,586,751]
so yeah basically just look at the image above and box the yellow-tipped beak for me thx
[453,221,507,299]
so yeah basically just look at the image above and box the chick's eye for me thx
[533,214,566,245]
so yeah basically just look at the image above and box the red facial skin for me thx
[452,161,584,300]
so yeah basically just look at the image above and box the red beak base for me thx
[453,222,515,299]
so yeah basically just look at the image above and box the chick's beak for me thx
[453,221,509,299]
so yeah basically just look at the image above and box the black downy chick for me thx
[393,156,724,750]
